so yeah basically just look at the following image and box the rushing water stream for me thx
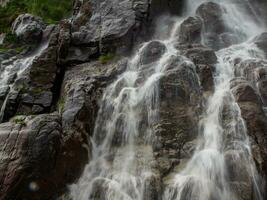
[71,0,266,199]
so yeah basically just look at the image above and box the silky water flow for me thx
[71,0,266,200]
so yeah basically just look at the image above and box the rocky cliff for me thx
[0,0,267,200]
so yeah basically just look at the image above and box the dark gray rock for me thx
[62,59,127,135]
[231,79,267,191]
[69,0,183,62]
[234,59,267,106]
[231,80,260,104]
[2,21,71,120]
[178,16,202,44]
[0,114,60,199]
[0,50,18,63]
[175,44,216,92]
[71,0,147,49]
[150,0,183,17]
[12,14,46,43]
[140,41,167,65]
[195,2,240,50]
[65,46,98,64]
[154,56,202,176]
[0,112,89,200]
[196,2,225,34]
[180,44,217,65]
[0,86,9,108]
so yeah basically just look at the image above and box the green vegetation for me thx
[0,0,73,33]
[98,53,115,64]
[0,44,25,53]
[0,32,23,53]
[57,98,65,113]
[0,0,72,52]
[31,87,43,94]
[12,117,27,126]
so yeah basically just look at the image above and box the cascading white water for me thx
[164,1,265,200]
[70,19,182,200]
[163,42,265,200]
[71,0,266,200]
[0,42,48,121]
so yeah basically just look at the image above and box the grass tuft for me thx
[98,53,115,64]
[0,0,73,33]
[12,117,27,126]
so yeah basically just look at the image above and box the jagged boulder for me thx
[231,81,260,104]
[178,16,202,44]
[2,21,71,121]
[154,56,202,176]
[231,79,267,191]
[196,2,225,34]
[235,59,267,106]
[62,60,126,135]
[180,44,217,65]
[12,14,46,43]
[69,0,183,63]
[0,114,60,199]
[71,0,150,53]
[0,112,90,199]
[139,41,167,65]
[195,2,239,50]
[178,44,217,92]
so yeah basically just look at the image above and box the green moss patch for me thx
[11,117,27,126]
[98,53,115,64]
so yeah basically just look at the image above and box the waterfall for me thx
[0,43,47,121]
[70,18,183,200]
[164,1,265,200]
[70,0,266,200]
[163,42,265,200]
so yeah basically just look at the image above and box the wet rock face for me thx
[0,114,61,199]
[62,59,127,135]
[0,112,90,200]
[2,21,71,120]
[12,14,46,43]
[195,2,239,50]
[71,0,149,53]
[231,79,267,189]
[154,56,202,176]
[231,81,260,104]
[180,44,217,65]
[2,0,267,199]
[140,41,167,65]
[196,2,225,33]
[177,44,217,92]
[235,59,267,106]
[69,0,184,63]
[178,16,202,44]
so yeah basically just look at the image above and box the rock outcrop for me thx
[1,0,267,199]
[12,14,46,43]
[69,0,184,63]
[155,55,202,177]
[231,79,267,189]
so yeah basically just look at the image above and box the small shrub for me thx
[31,87,43,94]
[4,32,18,44]
[12,117,27,126]
[98,53,115,64]
[57,98,65,113]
